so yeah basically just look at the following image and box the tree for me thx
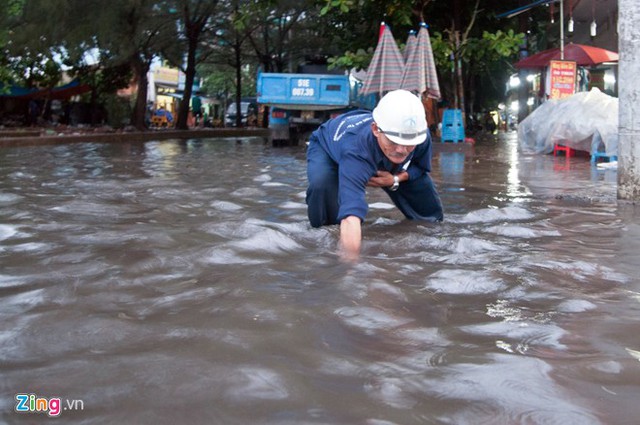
[5,0,177,129]
[202,0,262,127]
[161,0,220,130]
[0,0,26,89]
[320,0,524,122]
[98,0,176,129]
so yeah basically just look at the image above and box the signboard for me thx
[549,60,576,99]
[154,67,179,85]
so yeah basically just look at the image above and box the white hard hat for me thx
[372,90,428,146]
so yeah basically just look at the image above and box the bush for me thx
[102,95,132,128]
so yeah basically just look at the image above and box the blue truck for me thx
[257,72,375,145]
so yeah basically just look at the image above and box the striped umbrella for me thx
[401,22,441,99]
[361,22,405,96]
[404,30,417,62]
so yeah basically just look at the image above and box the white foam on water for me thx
[0,192,24,204]
[244,218,335,249]
[396,327,448,348]
[589,360,622,374]
[461,321,567,351]
[253,173,272,182]
[202,248,268,265]
[261,181,286,187]
[317,356,362,376]
[366,419,401,425]
[447,236,502,255]
[371,217,401,226]
[557,299,598,313]
[230,187,267,198]
[200,221,264,239]
[0,274,26,288]
[230,228,304,253]
[8,242,51,252]
[423,269,507,294]
[369,202,395,210]
[527,258,630,284]
[0,224,19,240]
[484,225,561,238]
[210,200,243,212]
[334,306,413,335]
[452,206,535,224]
[279,201,306,209]
[51,200,133,217]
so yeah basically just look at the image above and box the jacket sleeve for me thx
[336,150,377,222]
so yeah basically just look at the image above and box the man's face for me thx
[372,123,416,165]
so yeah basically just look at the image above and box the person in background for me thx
[154,106,173,125]
[28,99,40,127]
[192,96,202,126]
[306,89,443,260]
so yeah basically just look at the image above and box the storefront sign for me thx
[549,60,576,99]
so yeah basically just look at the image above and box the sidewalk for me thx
[0,127,270,148]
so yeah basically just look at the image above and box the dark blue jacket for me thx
[311,109,433,221]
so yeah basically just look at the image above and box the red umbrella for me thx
[400,22,440,99]
[515,43,618,68]
[361,22,405,96]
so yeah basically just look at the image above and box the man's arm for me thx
[367,170,409,187]
[339,215,362,261]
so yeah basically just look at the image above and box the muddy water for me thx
[0,134,638,424]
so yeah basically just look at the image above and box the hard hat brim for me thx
[382,129,428,146]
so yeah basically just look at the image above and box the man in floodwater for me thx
[306,89,443,259]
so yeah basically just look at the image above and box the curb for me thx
[0,128,271,148]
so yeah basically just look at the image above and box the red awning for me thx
[515,43,618,69]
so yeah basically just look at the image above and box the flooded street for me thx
[1,133,639,424]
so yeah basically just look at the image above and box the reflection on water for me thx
[1,134,639,424]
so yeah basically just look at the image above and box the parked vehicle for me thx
[257,71,375,145]
[224,99,257,127]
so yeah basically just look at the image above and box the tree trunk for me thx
[176,37,198,130]
[131,58,150,130]
[234,35,242,128]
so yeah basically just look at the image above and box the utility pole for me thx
[618,0,640,201]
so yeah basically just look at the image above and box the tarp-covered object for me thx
[518,88,618,156]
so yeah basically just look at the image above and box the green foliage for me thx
[102,93,132,128]
[198,63,256,99]
[430,32,454,71]
[327,48,373,72]
[73,62,132,96]
[464,29,524,64]
[1,0,535,125]
[320,0,354,15]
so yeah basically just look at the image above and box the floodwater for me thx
[1,133,639,424]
